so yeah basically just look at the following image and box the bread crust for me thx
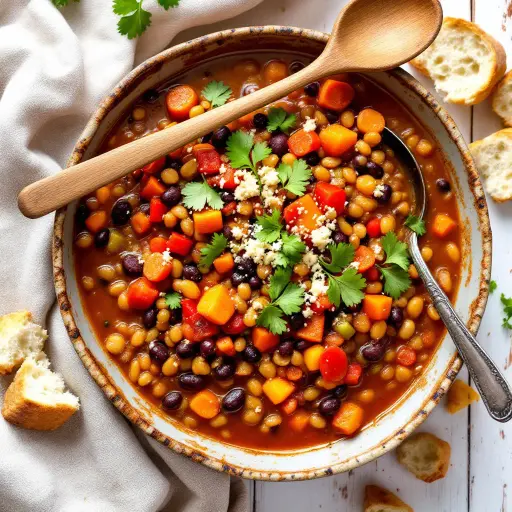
[492,70,512,127]
[410,17,507,105]
[364,485,413,512]
[2,362,78,431]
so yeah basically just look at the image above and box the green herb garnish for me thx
[201,81,232,108]
[405,215,427,236]
[165,292,182,310]
[267,107,297,133]
[377,232,411,299]
[226,131,271,174]
[277,159,312,196]
[199,233,228,268]
[182,179,223,211]
[489,280,497,294]
[501,294,512,329]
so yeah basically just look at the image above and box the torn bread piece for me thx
[492,70,512,127]
[364,485,414,512]
[469,128,512,202]
[0,311,48,375]
[410,17,506,105]
[396,432,451,483]
[2,353,79,431]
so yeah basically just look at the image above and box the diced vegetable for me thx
[335,320,356,340]
[354,245,376,273]
[143,156,166,175]
[396,346,417,366]
[192,143,215,155]
[332,402,364,435]
[289,410,310,432]
[106,229,125,254]
[149,198,168,223]
[216,336,236,356]
[319,124,357,156]
[207,165,237,190]
[140,176,166,200]
[237,111,257,127]
[310,294,333,314]
[143,252,173,282]
[130,212,151,235]
[181,298,219,342]
[304,344,325,372]
[193,210,223,234]
[197,284,235,325]
[319,346,348,382]
[344,362,363,386]
[252,326,280,352]
[314,182,347,215]
[287,129,321,157]
[221,201,237,216]
[189,390,220,419]
[166,85,199,121]
[356,108,385,133]
[262,377,295,405]
[222,313,246,335]
[283,194,323,233]
[149,237,168,253]
[296,313,325,343]
[446,379,480,414]
[432,214,457,238]
[363,295,393,320]
[366,217,381,238]
[213,252,234,274]
[96,186,110,204]
[317,79,355,111]
[167,233,193,256]
[126,277,159,309]
[364,266,380,282]
[197,149,222,175]
[85,210,107,233]
[281,397,298,416]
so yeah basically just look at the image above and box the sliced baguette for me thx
[364,485,413,512]
[492,70,512,126]
[0,311,47,375]
[410,17,506,105]
[396,432,451,483]
[2,353,79,431]
[469,128,512,202]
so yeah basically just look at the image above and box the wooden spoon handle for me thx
[18,61,326,218]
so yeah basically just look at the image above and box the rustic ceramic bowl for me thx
[53,27,491,480]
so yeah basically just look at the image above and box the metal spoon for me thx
[382,127,512,422]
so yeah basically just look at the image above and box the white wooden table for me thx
[177,1,512,510]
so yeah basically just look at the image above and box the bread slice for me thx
[396,432,451,483]
[410,17,506,105]
[492,70,512,126]
[364,485,413,512]
[469,128,512,202]
[446,379,480,414]
[2,353,79,431]
[0,311,48,375]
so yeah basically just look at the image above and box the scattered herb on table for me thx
[489,280,497,294]
[501,294,512,329]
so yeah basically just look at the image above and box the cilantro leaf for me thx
[279,232,306,266]
[182,180,223,211]
[379,265,411,299]
[381,232,409,270]
[255,210,283,243]
[226,131,254,170]
[116,1,152,39]
[268,268,292,301]
[501,294,512,329]
[405,215,427,236]
[157,0,180,9]
[201,81,232,108]
[277,159,312,196]
[252,142,272,168]
[274,283,304,315]
[326,268,366,308]
[165,292,182,310]
[113,0,138,14]
[52,0,79,6]
[256,305,288,335]
[490,280,497,293]
[199,233,227,268]
[320,243,355,274]
[267,108,297,133]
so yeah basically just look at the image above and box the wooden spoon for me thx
[18,0,442,218]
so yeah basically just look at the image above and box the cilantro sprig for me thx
[405,215,426,236]
[182,178,223,211]
[201,81,232,108]
[277,159,312,196]
[267,108,297,133]
[165,292,182,310]
[501,294,512,329]
[52,0,79,6]
[256,268,305,334]
[377,232,411,299]
[490,280,497,294]
[199,233,228,268]
[319,243,366,307]
[226,131,271,175]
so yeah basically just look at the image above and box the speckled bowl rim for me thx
[53,26,491,480]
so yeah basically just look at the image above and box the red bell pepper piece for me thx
[221,201,237,216]
[320,346,348,382]
[197,149,222,175]
[149,237,168,253]
[314,182,346,215]
[126,278,159,310]
[167,232,193,256]
[344,362,363,386]
[142,156,166,175]
[222,313,246,335]
[310,295,333,314]
[149,198,168,223]
[207,165,237,189]
[366,217,381,238]
[140,176,166,200]
[181,298,219,342]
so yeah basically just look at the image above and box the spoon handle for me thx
[409,234,512,422]
[17,62,327,219]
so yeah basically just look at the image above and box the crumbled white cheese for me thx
[373,184,385,198]
[373,244,382,255]
[349,261,361,270]
[234,170,259,200]
[219,163,227,174]
[302,251,318,268]
[302,116,317,133]
[162,249,172,264]
[231,226,244,240]
[302,307,314,319]
[219,178,226,189]
[310,277,329,298]
[252,300,264,312]
[137,254,145,265]
[242,238,267,264]
[311,226,332,251]
[259,167,280,187]
[159,292,166,297]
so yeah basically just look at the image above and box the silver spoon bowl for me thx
[382,127,512,422]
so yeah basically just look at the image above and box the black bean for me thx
[222,388,246,413]
[168,158,181,170]
[176,341,196,359]
[304,82,320,97]
[361,338,387,362]
[295,340,313,352]
[374,183,392,204]
[352,155,368,171]
[211,126,231,149]
[76,204,89,226]
[220,191,235,203]
[269,133,289,156]
[318,396,341,417]
[289,313,306,331]
[248,275,262,289]
[143,89,159,103]
[388,306,404,328]
[201,132,213,143]
[436,178,451,192]
[213,361,236,381]
[122,254,143,276]
[162,391,183,411]
[304,151,320,166]
[253,113,268,129]
[236,257,256,275]
[178,373,207,391]
[333,385,348,400]
[94,228,110,248]
[278,341,294,357]
[183,264,202,283]
[332,231,349,245]
[149,341,170,364]
[139,203,150,215]
[325,110,339,124]
[366,161,384,179]
[289,60,305,74]
[242,345,261,363]
[111,200,132,225]
[222,225,232,240]
[200,340,216,360]
[161,186,181,207]
[143,307,158,329]
[231,272,247,287]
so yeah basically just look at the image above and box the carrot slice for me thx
[396,346,417,366]
[189,390,220,419]
[317,79,355,111]
[166,85,199,121]
[216,336,236,357]
[289,410,310,432]
[319,124,357,156]
[149,237,168,253]
[357,108,386,133]
[287,129,321,157]
[143,252,173,282]
[213,253,234,274]
[432,214,457,238]
[354,245,376,273]
[363,295,393,321]
[252,326,280,352]
[130,212,151,235]
[85,210,107,233]
[332,402,364,435]
[140,176,166,200]
[193,210,223,234]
